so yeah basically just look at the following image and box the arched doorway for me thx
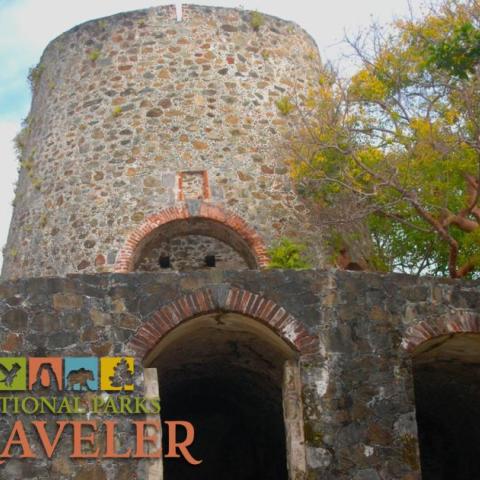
[131,287,317,480]
[409,331,480,479]
[146,313,293,479]
[114,204,269,272]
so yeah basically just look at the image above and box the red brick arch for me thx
[129,287,319,358]
[401,311,480,353]
[114,203,269,272]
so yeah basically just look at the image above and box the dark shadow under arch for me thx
[411,333,480,480]
[148,312,295,480]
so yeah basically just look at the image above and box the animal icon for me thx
[66,368,95,391]
[0,362,22,387]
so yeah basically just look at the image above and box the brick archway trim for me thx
[114,203,269,272]
[129,287,319,358]
[401,311,480,353]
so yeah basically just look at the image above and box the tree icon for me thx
[108,358,134,389]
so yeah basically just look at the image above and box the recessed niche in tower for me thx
[134,218,255,272]
[178,171,210,201]
[158,255,171,269]
[205,255,216,267]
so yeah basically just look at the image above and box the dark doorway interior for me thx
[150,313,292,480]
[413,334,480,480]
[161,369,287,480]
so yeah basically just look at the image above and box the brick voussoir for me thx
[226,288,241,310]
[150,313,173,333]
[403,312,480,352]
[270,308,288,328]
[130,286,316,357]
[262,301,280,323]
[238,290,253,313]
[249,295,262,317]
[176,296,194,318]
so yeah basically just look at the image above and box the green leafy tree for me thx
[287,0,480,278]
[428,21,480,78]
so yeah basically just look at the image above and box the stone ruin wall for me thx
[1,269,479,479]
[2,4,324,280]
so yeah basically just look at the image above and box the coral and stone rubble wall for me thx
[1,269,478,479]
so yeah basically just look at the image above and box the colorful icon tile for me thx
[29,357,63,391]
[0,357,27,391]
[64,357,99,391]
[100,357,134,391]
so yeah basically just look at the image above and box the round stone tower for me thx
[2,4,324,279]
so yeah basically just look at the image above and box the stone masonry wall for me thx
[2,5,323,280]
[136,234,248,271]
[1,269,478,478]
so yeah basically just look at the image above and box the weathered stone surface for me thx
[0,269,476,478]
[74,465,107,480]
[2,309,28,330]
[146,108,162,117]
[53,293,83,310]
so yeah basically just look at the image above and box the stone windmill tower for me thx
[1,4,324,280]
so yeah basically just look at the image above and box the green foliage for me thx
[267,238,312,270]
[276,96,295,115]
[14,126,29,160]
[428,21,480,79]
[28,64,44,91]
[14,118,36,166]
[324,230,345,263]
[20,159,34,172]
[287,0,480,278]
[88,49,101,62]
[31,178,42,191]
[112,106,123,117]
[250,11,264,31]
[39,214,48,228]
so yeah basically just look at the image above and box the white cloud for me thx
[0,1,430,67]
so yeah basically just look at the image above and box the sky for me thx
[0,0,430,269]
